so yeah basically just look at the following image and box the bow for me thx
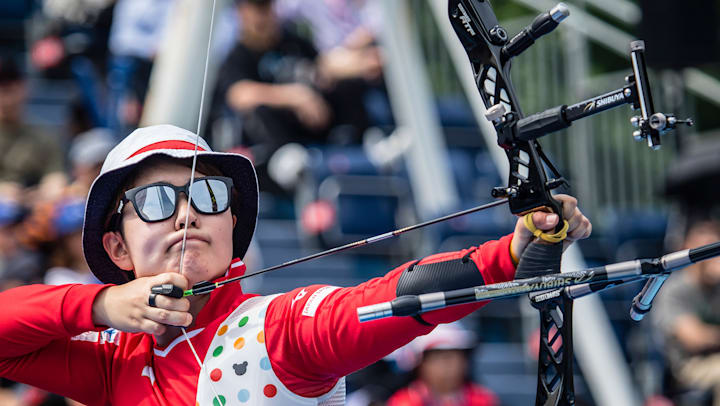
[446,3,695,403]
[359,2,693,405]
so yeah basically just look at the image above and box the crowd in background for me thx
[0,0,387,296]
[0,0,719,405]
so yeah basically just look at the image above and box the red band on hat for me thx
[127,140,206,160]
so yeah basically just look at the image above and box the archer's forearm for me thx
[264,234,515,397]
[0,284,108,358]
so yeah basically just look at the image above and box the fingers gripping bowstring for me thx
[177,0,222,403]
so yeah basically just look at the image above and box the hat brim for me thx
[83,151,258,285]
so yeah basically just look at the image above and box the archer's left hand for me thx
[510,194,592,259]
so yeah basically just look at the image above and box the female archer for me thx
[0,124,591,405]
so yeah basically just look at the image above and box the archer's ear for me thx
[102,231,134,271]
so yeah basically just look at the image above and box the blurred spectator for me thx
[43,0,115,26]
[34,0,116,129]
[386,322,499,406]
[275,0,383,83]
[274,0,390,126]
[0,196,44,292]
[20,191,98,287]
[653,220,720,405]
[67,127,116,194]
[107,0,176,136]
[216,0,371,193]
[42,197,98,285]
[0,56,66,189]
[275,0,383,54]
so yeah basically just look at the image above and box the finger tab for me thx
[151,284,184,298]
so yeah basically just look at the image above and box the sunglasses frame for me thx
[116,176,234,224]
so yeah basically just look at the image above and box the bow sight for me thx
[445,1,691,405]
[517,39,693,150]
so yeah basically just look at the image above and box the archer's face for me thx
[111,161,236,286]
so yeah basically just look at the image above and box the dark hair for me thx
[103,155,241,234]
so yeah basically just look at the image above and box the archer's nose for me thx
[175,195,199,230]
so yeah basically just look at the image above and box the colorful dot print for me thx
[212,395,226,406]
[259,357,271,371]
[263,384,277,398]
[196,295,335,406]
[237,389,250,403]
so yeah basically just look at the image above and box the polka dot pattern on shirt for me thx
[196,296,312,405]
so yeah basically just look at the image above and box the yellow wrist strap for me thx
[523,213,569,243]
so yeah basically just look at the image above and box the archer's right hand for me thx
[91,273,192,335]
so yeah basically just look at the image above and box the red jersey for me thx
[387,381,499,406]
[0,235,515,405]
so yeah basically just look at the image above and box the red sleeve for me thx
[0,284,117,405]
[265,234,516,397]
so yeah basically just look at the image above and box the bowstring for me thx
[183,328,222,402]
[177,0,222,403]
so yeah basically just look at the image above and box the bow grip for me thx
[515,240,563,279]
[514,205,565,279]
[151,284,185,298]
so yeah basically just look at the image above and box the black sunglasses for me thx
[116,176,234,223]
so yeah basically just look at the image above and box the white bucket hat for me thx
[82,124,258,285]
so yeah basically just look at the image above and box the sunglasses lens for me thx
[134,185,177,221]
[189,178,230,214]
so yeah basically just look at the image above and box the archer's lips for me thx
[168,234,209,249]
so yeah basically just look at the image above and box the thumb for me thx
[511,211,562,264]
[532,212,559,231]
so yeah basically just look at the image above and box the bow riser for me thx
[449,0,565,221]
[450,2,572,405]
